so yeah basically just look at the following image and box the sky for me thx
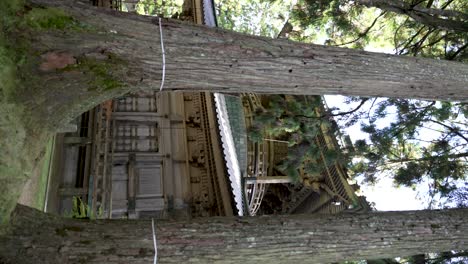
[322,40,437,211]
[324,95,427,211]
[358,176,426,211]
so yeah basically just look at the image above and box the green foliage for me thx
[446,183,468,208]
[23,7,77,30]
[394,162,425,186]
[66,196,102,219]
[283,0,468,62]
[71,196,88,219]
[249,95,344,182]
[347,99,467,206]
[247,125,264,143]
[134,0,183,17]
[216,0,296,37]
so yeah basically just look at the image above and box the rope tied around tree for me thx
[158,17,166,92]
[152,218,158,264]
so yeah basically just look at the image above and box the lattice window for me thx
[115,93,158,112]
[114,123,159,152]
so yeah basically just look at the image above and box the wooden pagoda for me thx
[241,94,370,216]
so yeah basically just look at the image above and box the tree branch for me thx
[291,99,369,120]
[447,42,468,61]
[410,28,437,56]
[335,11,387,47]
[398,25,426,55]
[357,0,468,33]
[387,152,468,163]
[427,119,468,143]
[326,98,369,118]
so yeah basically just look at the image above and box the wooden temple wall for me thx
[89,91,232,219]
[45,93,233,219]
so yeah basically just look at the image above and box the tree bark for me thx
[0,205,467,264]
[356,0,468,33]
[21,0,468,130]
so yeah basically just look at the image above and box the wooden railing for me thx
[242,94,269,216]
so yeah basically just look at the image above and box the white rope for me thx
[152,19,163,263]
[158,17,166,92]
[152,218,158,264]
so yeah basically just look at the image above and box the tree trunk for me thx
[0,205,467,264]
[20,0,468,130]
[356,0,468,33]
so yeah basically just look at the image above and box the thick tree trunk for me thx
[21,0,468,129]
[0,205,467,264]
[356,0,468,32]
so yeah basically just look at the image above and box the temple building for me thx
[42,0,369,220]
[241,94,371,216]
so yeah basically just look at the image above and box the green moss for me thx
[0,0,24,99]
[0,103,31,226]
[65,55,126,92]
[0,42,18,99]
[0,0,24,27]
[87,60,125,91]
[0,1,28,226]
[23,7,89,31]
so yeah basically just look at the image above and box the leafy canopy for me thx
[216,0,467,207]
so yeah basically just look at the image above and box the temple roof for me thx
[213,94,245,215]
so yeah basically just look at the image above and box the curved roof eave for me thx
[213,94,245,216]
[202,0,218,27]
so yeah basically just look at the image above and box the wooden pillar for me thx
[245,176,292,184]
[127,153,137,219]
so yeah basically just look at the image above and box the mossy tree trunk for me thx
[21,0,468,131]
[0,205,467,263]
